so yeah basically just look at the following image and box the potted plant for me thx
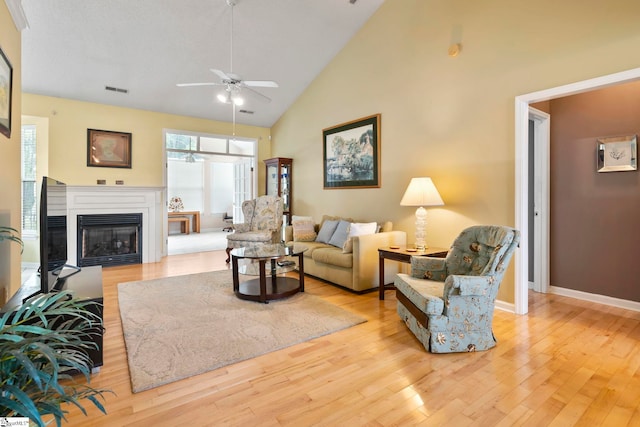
[0,226,111,426]
[0,225,24,252]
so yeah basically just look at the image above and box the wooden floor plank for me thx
[54,250,640,426]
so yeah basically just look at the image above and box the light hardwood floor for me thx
[61,250,640,426]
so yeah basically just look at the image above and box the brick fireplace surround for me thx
[67,186,164,266]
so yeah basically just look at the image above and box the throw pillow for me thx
[343,222,379,253]
[328,220,351,249]
[316,219,339,244]
[291,215,313,223]
[292,219,317,242]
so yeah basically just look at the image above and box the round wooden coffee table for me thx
[230,243,306,303]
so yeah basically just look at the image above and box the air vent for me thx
[105,86,129,94]
[238,109,254,114]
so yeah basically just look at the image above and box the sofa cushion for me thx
[292,219,317,242]
[328,219,351,249]
[292,241,330,258]
[316,219,339,243]
[226,230,273,243]
[311,247,353,269]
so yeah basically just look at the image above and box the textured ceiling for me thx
[20,0,385,127]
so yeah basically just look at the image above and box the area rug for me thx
[117,270,366,393]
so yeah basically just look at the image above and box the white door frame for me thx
[529,107,550,294]
[514,67,640,315]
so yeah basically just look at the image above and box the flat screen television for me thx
[24,177,80,302]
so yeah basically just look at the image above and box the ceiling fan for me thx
[177,0,278,106]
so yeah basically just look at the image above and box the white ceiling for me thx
[19,0,385,128]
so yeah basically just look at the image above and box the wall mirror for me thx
[597,134,637,172]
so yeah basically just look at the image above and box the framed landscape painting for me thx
[0,46,13,138]
[323,114,380,189]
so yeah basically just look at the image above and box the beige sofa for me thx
[284,218,407,293]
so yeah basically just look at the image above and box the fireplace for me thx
[77,213,143,267]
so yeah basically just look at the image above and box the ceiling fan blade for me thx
[210,69,232,81]
[176,82,224,87]
[242,86,272,103]
[243,80,279,88]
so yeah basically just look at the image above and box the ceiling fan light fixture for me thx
[217,90,231,104]
[231,93,244,106]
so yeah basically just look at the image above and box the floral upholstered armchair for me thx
[225,195,284,263]
[394,225,520,353]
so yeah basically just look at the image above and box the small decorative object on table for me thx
[168,196,184,212]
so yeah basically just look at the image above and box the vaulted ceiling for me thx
[20,0,385,127]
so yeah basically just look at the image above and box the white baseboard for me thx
[494,299,515,313]
[549,286,640,312]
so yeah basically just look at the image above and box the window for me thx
[21,125,37,236]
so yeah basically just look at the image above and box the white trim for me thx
[550,286,640,313]
[494,299,515,313]
[529,107,550,294]
[66,186,164,265]
[514,67,640,315]
[5,0,29,31]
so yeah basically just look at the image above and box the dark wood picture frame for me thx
[87,129,132,168]
[0,45,13,139]
[323,114,381,189]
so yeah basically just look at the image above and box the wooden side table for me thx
[378,246,448,300]
[168,211,201,233]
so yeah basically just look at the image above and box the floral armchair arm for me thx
[233,223,252,233]
[410,256,447,281]
[441,275,497,319]
[443,275,496,297]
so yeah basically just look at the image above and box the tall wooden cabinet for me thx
[264,157,292,225]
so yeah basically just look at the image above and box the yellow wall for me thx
[0,4,22,303]
[22,94,271,189]
[271,0,640,303]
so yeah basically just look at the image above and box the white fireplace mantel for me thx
[67,186,165,265]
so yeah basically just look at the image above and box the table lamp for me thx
[400,177,444,250]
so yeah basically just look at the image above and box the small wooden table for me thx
[378,246,448,300]
[168,211,201,233]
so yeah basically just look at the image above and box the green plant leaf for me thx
[0,384,46,427]
[0,291,111,424]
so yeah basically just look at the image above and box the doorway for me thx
[514,67,640,315]
[163,129,257,256]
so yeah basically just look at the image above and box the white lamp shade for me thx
[400,177,444,207]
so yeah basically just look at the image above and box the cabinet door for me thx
[266,163,279,196]
[280,163,290,211]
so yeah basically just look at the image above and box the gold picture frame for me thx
[87,129,132,168]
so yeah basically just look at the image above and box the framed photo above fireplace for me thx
[87,128,132,168]
[323,114,381,189]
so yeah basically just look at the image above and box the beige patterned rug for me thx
[118,270,366,393]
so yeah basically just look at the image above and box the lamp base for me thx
[414,206,427,251]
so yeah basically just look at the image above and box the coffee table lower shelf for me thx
[230,244,306,304]
[235,276,301,303]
